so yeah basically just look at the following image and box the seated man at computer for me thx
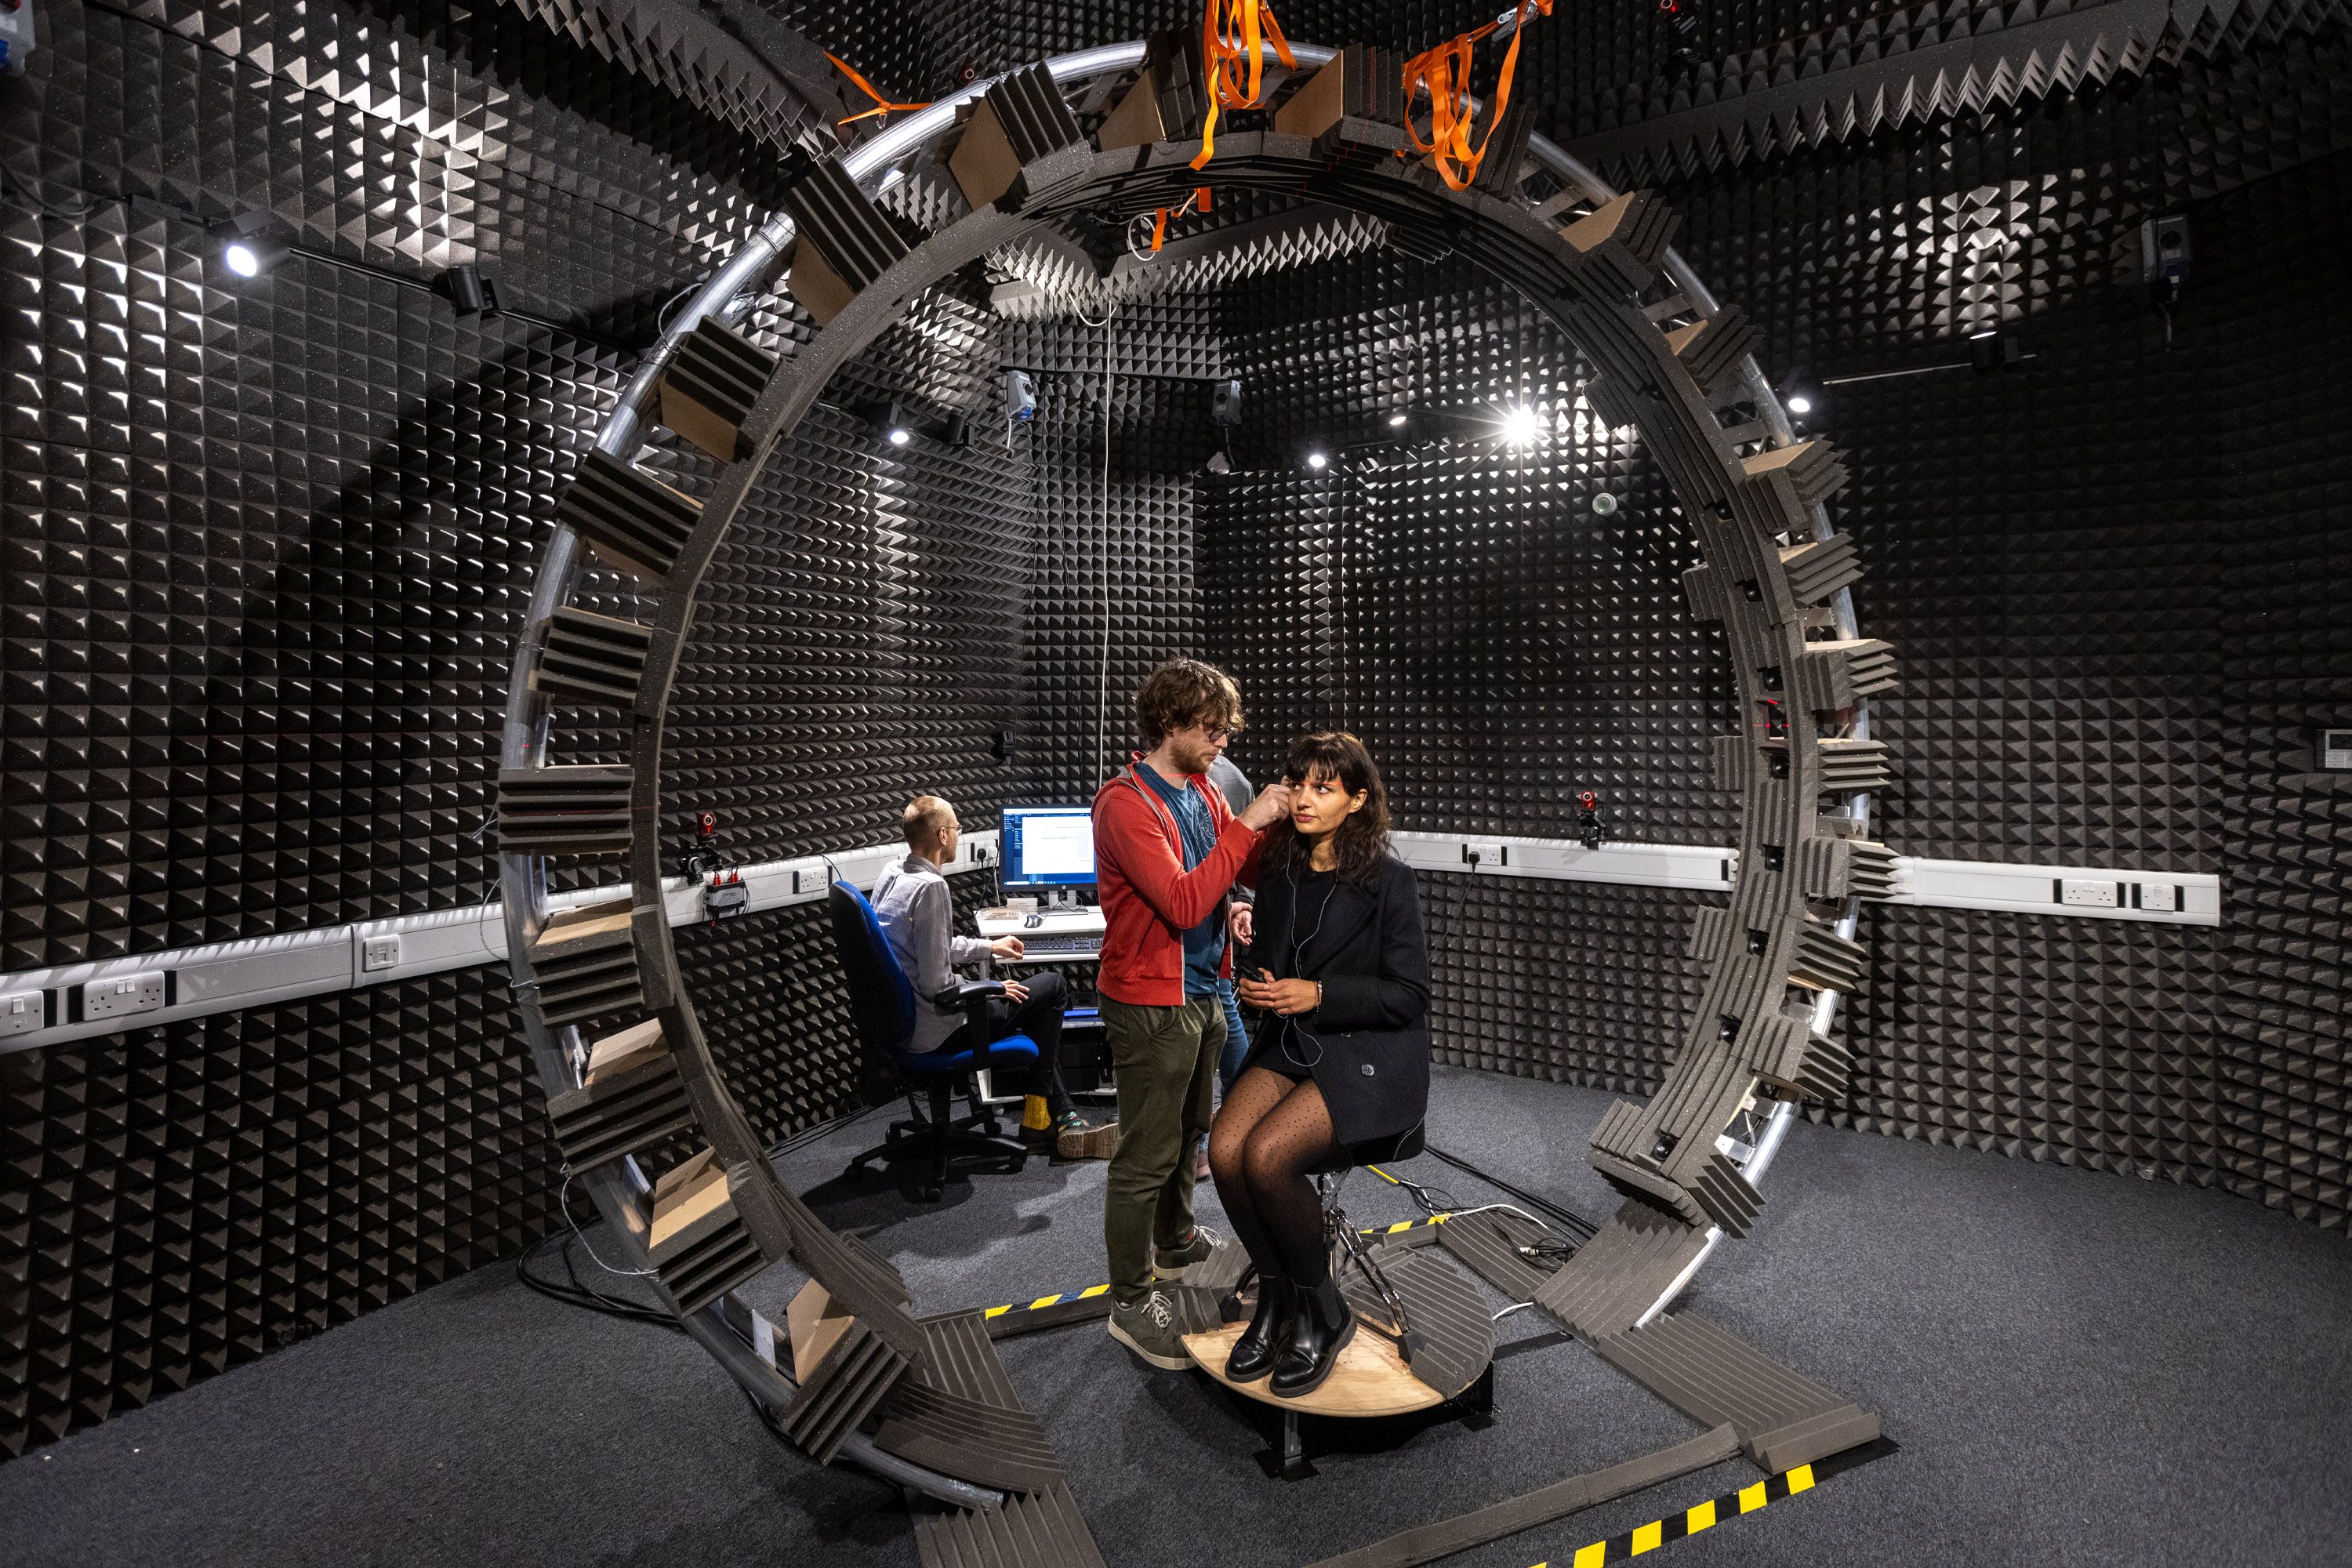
[873,796,1116,1160]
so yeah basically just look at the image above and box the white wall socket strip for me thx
[82,972,166,1020]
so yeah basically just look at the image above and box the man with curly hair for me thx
[1090,658,1293,1368]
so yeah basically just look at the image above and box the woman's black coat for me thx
[1237,854,1432,1145]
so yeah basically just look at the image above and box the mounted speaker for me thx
[1210,379,1243,427]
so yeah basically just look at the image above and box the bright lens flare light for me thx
[887,426,912,446]
[1501,405,1543,446]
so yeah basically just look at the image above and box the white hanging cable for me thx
[1077,302,1116,782]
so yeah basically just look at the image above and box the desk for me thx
[971,907,1109,1105]
[973,906,1105,964]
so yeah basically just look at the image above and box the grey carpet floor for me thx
[7,1065,2350,1567]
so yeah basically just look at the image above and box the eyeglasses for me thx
[1199,724,1234,742]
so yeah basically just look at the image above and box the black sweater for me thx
[1240,854,1432,1145]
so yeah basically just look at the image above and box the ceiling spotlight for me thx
[1387,412,1409,428]
[1306,451,1330,470]
[214,213,289,281]
[862,400,914,447]
[1501,405,1544,447]
[1784,393,1813,415]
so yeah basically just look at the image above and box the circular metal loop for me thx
[496,40,1886,1461]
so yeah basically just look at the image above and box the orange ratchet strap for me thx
[1400,0,1552,191]
[1193,0,1296,171]
[826,53,932,125]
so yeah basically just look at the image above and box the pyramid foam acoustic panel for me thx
[8,0,2350,1472]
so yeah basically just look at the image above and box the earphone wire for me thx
[1277,857,1338,1069]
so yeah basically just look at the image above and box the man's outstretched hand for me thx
[1240,782,1294,831]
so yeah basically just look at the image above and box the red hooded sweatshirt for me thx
[1091,757,1265,1007]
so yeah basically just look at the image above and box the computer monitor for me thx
[1000,806,1096,895]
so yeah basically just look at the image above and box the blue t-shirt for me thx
[1138,767,1228,996]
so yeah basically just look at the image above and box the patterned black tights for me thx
[1208,1065,1340,1285]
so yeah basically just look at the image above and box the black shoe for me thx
[1224,1274,1291,1382]
[1270,1277,1356,1399]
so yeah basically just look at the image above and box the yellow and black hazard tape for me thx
[1530,1438,1895,1566]
[976,1215,1454,1338]
[981,1283,1112,1335]
[1360,1210,1451,1239]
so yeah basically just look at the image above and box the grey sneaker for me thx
[1153,1224,1222,1281]
[1107,1290,1192,1370]
[1054,1113,1119,1161]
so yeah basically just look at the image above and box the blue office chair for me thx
[826,880,1036,1203]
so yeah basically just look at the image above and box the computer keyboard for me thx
[1020,933,1100,954]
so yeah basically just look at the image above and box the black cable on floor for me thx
[514,1229,681,1332]
[1422,1142,1602,1243]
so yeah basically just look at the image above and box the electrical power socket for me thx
[82,971,168,1020]
[2059,879,2121,908]
[0,990,44,1038]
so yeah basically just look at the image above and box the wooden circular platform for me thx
[1179,1323,1444,1417]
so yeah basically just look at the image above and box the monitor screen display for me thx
[1001,806,1096,889]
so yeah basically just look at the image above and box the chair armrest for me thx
[932,980,1009,1072]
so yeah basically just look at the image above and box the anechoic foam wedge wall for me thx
[1205,253,1740,848]
[1199,38,2352,1227]
[0,0,1067,1459]
[6,0,2347,1468]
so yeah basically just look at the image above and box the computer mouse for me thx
[1022,913,1044,928]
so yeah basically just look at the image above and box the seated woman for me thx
[1210,731,1431,1397]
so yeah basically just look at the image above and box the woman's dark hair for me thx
[1264,731,1392,887]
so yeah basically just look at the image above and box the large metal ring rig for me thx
[495,27,1893,1519]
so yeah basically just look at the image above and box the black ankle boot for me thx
[1224,1274,1291,1382]
[1270,1277,1356,1398]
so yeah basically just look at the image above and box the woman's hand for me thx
[1228,902,1254,945]
[1236,970,1319,1016]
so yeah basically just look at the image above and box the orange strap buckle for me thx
[1400,0,1552,191]
[826,53,932,126]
